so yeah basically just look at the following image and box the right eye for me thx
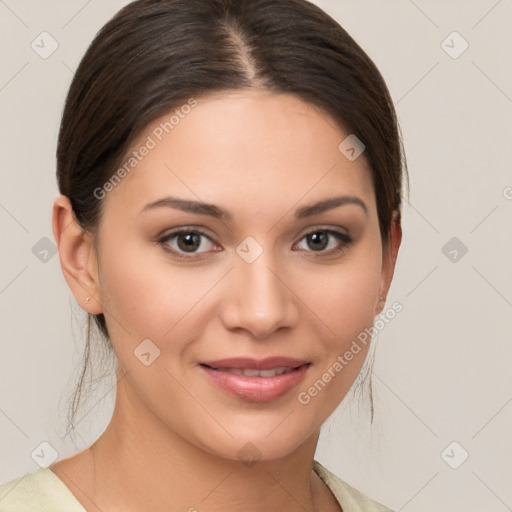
[158,228,220,259]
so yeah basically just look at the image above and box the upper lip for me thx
[199,357,310,370]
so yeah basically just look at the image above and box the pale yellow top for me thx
[0,460,394,511]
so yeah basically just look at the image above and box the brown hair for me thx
[56,0,408,439]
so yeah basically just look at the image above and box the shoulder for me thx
[313,460,395,512]
[0,468,86,512]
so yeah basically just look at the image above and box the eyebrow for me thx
[140,195,368,220]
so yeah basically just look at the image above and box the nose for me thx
[219,250,299,339]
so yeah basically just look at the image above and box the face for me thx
[69,89,399,461]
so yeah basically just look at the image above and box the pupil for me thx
[178,233,200,252]
[309,232,327,251]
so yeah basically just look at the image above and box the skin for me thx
[51,88,401,512]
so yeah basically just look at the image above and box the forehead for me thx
[101,89,375,221]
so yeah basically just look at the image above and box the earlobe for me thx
[52,194,103,314]
[375,210,402,315]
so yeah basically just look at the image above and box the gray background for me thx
[1,1,511,510]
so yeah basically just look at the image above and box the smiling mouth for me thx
[198,356,312,401]
[199,364,308,378]
[198,361,312,402]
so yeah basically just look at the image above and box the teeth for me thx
[217,367,293,377]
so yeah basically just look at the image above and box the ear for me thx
[52,194,103,314]
[375,209,402,315]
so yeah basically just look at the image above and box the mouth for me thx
[199,356,310,370]
[198,357,311,402]
[201,366,301,377]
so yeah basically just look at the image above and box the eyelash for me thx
[158,227,353,260]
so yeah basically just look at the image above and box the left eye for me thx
[294,229,352,253]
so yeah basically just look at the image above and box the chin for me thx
[189,419,317,465]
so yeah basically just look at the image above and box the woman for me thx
[0,0,407,510]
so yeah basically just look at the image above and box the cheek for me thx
[296,261,380,408]
[97,241,219,353]
[301,250,381,343]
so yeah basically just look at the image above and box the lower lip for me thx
[199,364,311,402]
